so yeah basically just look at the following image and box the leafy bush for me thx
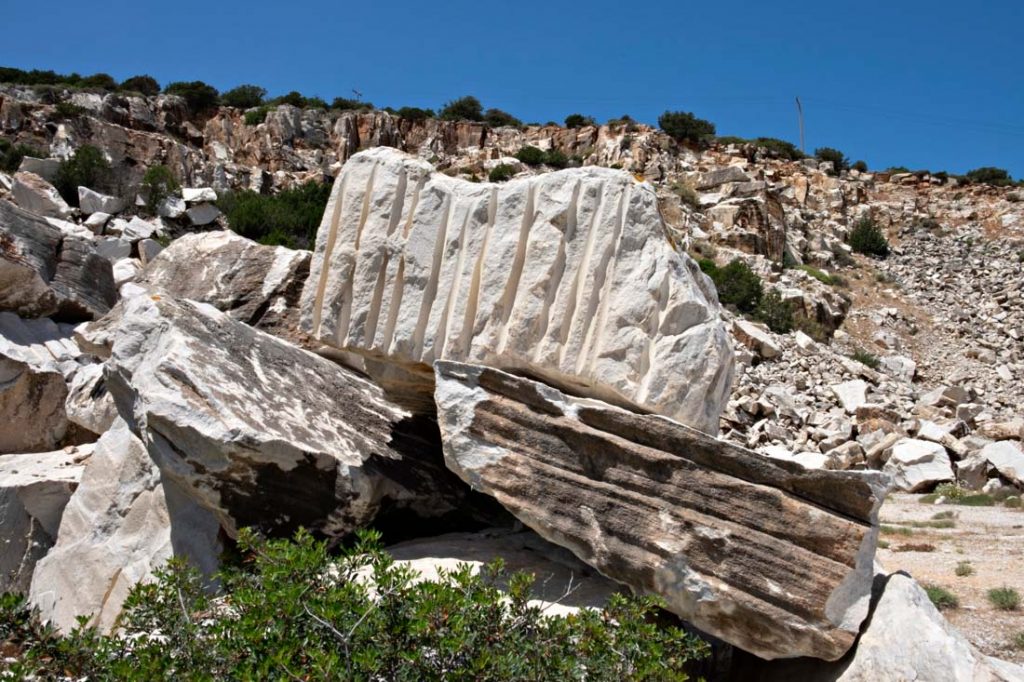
[488,164,517,182]
[703,259,763,314]
[851,348,880,369]
[965,167,1014,187]
[988,587,1021,611]
[439,95,484,122]
[0,139,43,173]
[955,561,974,577]
[544,149,570,169]
[79,73,117,90]
[516,145,547,166]
[270,91,326,109]
[815,147,849,174]
[221,84,266,109]
[755,290,794,334]
[119,75,160,96]
[54,101,87,119]
[164,80,220,113]
[218,181,331,248]
[1014,632,1024,650]
[53,145,112,206]
[244,106,271,126]
[795,264,838,285]
[564,113,596,128]
[848,216,890,257]
[140,165,180,215]
[484,108,522,128]
[925,585,959,610]
[852,160,868,172]
[658,111,715,145]
[745,137,804,160]
[395,106,434,121]
[0,529,708,680]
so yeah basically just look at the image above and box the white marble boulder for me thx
[301,148,733,434]
[103,294,478,540]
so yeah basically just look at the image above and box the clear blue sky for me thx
[3,0,1022,177]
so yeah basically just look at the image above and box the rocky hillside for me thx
[2,84,1024,679]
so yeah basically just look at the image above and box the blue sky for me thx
[3,0,1022,177]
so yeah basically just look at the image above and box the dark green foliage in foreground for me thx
[220,84,267,109]
[925,585,960,610]
[244,106,271,126]
[701,258,763,314]
[755,290,794,334]
[0,529,708,681]
[440,95,484,122]
[658,110,716,145]
[53,145,112,206]
[164,80,220,113]
[848,216,890,257]
[488,164,517,182]
[218,181,331,248]
[0,139,42,173]
[851,348,880,369]
[965,167,1015,187]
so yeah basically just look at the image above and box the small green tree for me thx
[658,110,716,145]
[484,108,522,128]
[965,167,1014,187]
[755,290,794,333]
[80,73,117,90]
[164,81,220,113]
[440,95,484,121]
[852,160,868,172]
[815,147,850,174]
[708,258,763,313]
[330,96,373,111]
[752,137,804,160]
[564,113,596,128]
[488,164,517,182]
[244,106,271,125]
[221,84,266,109]
[140,165,180,215]
[515,145,547,166]
[119,75,160,96]
[52,145,112,206]
[849,216,890,257]
[395,106,434,121]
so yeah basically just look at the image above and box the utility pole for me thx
[795,97,805,154]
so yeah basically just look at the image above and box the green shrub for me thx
[658,110,716,145]
[935,483,967,500]
[0,139,43,173]
[119,75,160,97]
[880,525,914,536]
[696,258,718,276]
[848,216,890,257]
[54,101,87,119]
[794,316,829,342]
[218,181,331,248]
[221,84,266,109]
[752,137,804,160]
[957,494,995,507]
[544,149,570,169]
[440,95,484,122]
[271,91,327,109]
[814,147,849,174]
[330,96,373,111]
[484,108,522,128]
[851,348,880,369]
[80,72,117,90]
[988,587,1021,611]
[244,106,271,126]
[966,167,1014,187]
[852,160,868,172]
[140,165,180,215]
[1013,632,1024,650]
[795,264,838,285]
[164,80,220,113]
[924,584,959,610]
[955,561,974,577]
[755,290,794,333]
[515,146,553,167]
[395,106,434,121]
[488,164,517,182]
[0,529,708,680]
[53,145,112,206]
[707,259,762,314]
[564,113,596,129]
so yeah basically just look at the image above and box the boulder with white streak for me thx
[301,148,733,434]
[29,420,222,633]
[11,172,72,219]
[77,187,124,215]
[0,447,87,593]
[882,438,954,492]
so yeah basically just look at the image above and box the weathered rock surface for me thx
[882,438,954,492]
[77,187,124,215]
[135,230,310,336]
[433,361,888,661]
[30,420,221,633]
[65,362,118,436]
[11,172,72,219]
[301,148,733,434]
[0,313,81,453]
[979,440,1024,486]
[0,447,87,593]
[104,294,474,539]
[732,572,1024,681]
[0,200,116,321]
[386,528,622,617]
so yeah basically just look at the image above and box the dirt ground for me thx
[877,493,1024,663]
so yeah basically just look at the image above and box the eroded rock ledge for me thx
[300,148,732,433]
[433,361,889,661]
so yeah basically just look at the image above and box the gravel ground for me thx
[878,493,1024,663]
